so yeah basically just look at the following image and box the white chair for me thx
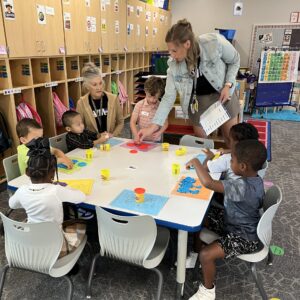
[0,213,87,300]
[86,207,170,299]
[199,185,282,300]
[179,135,214,149]
[49,132,68,153]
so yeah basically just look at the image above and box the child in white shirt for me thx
[9,137,86,257]
[203,122,267,179]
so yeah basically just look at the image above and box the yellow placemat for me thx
[59,179,94,195]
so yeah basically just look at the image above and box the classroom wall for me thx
[171,0,300,67]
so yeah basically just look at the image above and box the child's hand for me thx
[151,131,161,141]
[218,148,230,155]
[202,148,215,160]
[60,156,73,169]
[186,159,195,170]
[99,132,110,143]
[133,135,140,145]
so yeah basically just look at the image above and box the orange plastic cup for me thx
[134,187,146,203]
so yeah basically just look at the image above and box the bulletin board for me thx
[249,24,300,75]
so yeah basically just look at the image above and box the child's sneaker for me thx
[189,284,215,300]
[77,208,94,220]
[175,251,198,269]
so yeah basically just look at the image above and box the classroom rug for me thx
[110,189,169,216]
[120,141,159,152]
[57,157,90,174]
[171,176,212,200]
[251,109,300,122]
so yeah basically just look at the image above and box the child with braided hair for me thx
[9,137,86,257]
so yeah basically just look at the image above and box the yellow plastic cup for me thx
[134,188,146,203]
[161,142,170,151]
[101,169,110,181]
[104,143,110,151]
[85,149,93,160]
[175,149,184,156]
[172,163,180,175]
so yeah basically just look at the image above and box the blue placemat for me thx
[96,138,125,148]
[186,153,206,169]
[110,189,169,216]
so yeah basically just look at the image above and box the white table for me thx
[8,138,220,298]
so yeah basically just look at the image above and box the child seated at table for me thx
[130,76,168,143]
[9,137,86,258]
[16,118,73,175]
[62,110,109,152]
[186,139,267,300]
[203,122,267,179]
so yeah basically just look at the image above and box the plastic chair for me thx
[49,132,68,153]
[0,213,87,300]
[1,154,21,235]
[179,135,214,149]
[86,206,170,299]
[199,185,282,300]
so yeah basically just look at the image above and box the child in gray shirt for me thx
[187,139,267,300]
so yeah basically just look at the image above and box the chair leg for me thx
[250,263,268,300]
[86,253,100,299]
[63,275,73,300]
[0,265,9,297]
[192,255,200,284]
[152,268,163,300]
[267,248,274,265]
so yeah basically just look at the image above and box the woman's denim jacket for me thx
[152,33,240,126]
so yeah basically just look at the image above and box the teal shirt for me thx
[152,33,240,126]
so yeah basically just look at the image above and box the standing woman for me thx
[138,19,240,146]
[77,62,124,140]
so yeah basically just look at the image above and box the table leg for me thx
[176,230,188,299]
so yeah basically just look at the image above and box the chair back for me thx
[96,207,157,266]
[3,154,20,182]
[49,132,68,153]
[179,135,214,149]
[257,185,282,247]
[0,213,63,274]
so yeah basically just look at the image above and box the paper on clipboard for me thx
[199,101,230,135]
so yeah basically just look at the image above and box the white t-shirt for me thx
[9,183,85,225]
[207,154,240,180]
[207,153,267,179]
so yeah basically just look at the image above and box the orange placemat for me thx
[171,176,212,200]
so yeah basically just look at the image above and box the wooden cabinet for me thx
[63,0,101,55]
[101,0,126,53]
[0,5,7,58]
[2,0,64,57]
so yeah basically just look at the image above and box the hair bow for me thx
[26,137,51,158]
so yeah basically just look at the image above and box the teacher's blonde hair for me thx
[165,19,200,72]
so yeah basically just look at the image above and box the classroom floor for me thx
[0,120,299,300]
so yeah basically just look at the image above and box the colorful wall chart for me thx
[171,176,212,200]
[259,51,299,83]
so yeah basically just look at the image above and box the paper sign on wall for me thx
[37,4,46,25]
[114,0,119,12]
[233,1,243,16]
[115,20,119,34]
[64,12,71,30]
[45,6,55,15]
[3,0,15,20]
[101,0,106,11]
[145,26,149,37]
[101,19,107,32]
[85,0,90,7]
[0,45,7,55]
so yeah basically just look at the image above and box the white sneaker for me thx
[175,251,198,269]
[189,284,216,300]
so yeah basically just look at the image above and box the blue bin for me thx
[217,29,236,42]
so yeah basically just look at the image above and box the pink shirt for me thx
[132,99,161,141]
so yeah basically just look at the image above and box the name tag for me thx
[141,111,149,116]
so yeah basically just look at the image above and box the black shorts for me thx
[206,206,261,259]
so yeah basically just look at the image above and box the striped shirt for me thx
[132,99,161,141]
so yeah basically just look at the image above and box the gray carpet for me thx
[0,120,299,300]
